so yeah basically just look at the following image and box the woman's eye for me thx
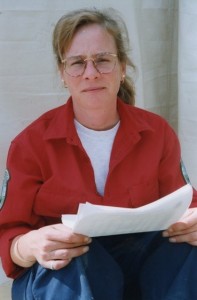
[71,60,84,66]
[96,56,110,63]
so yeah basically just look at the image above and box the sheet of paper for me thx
[62,184,193,237]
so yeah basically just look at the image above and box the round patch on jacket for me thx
[180,160,191,184]
[0,169,10,210]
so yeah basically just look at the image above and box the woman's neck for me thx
[73,105,119,131]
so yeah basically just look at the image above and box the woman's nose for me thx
[83,60,100,78]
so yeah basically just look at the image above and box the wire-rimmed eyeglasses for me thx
[61,52,117,77]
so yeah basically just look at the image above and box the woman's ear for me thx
[62,79,67,88]
[122,63,126,75]
[121,74,125,83]
[59,66,67,88]
[59,64,64,78]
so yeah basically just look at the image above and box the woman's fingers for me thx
[162,208,197,246]
[30,223,91,269]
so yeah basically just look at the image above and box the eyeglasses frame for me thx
[61,52,118,77]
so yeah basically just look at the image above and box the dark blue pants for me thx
[12,232,197,300]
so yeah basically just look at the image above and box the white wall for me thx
[178,0,197,187]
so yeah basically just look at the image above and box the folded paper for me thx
[62,184,193,237]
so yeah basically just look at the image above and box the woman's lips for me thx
[82,87,105,92]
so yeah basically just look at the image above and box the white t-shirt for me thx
[74,120,120,196]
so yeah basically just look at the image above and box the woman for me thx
[0,7,197,300]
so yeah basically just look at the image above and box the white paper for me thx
[62,184,193,237]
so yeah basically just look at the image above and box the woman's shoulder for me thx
[122,101,175,132]
[130,105,169,124]
[11,103,67,144]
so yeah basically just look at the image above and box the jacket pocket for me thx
[129,181,159,208]
[34,187,84,217]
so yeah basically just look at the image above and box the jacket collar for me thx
[117,98,154,136]
[44,97,80,144]
[44,97,154,143]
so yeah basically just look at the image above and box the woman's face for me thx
[60,24,125,114]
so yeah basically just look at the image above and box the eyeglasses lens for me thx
[64,53,117,77]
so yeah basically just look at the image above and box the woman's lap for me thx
[12,232,197,300]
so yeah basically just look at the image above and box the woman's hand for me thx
[162,208,197,246]
[14,224,92,270]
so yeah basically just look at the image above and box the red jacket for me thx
[0,98,196,278]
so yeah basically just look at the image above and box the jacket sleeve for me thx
[180,159,197,207]
[158,120,197,207]
[0,139,45,279]
[191,188,197,207]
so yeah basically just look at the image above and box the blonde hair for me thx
[52,8,135,105]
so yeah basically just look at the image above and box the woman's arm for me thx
[11,234,36,268]
[10,224,91,270]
